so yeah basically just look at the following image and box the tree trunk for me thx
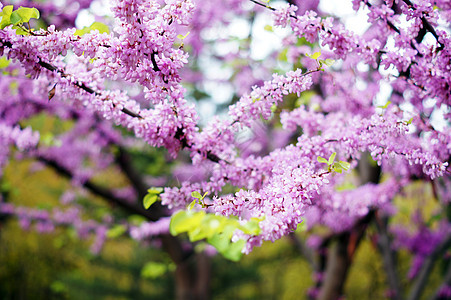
[316,153,381,299]
[172,252,210,300]
[317,234,351,300]
[161,234,210,300]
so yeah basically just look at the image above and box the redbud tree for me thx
[0,0,450,299]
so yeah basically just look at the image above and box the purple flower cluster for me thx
[304,179,399,233]
[271,0,450,103]
[392,220,451,278]
[130,217,171,240]
[0,203,109,253]
[0,124,39,151]
[0,123,39,175]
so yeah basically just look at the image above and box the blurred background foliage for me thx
[0,153,445,299]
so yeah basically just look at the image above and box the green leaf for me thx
[306,51,321,60]
[0,5,14,17]
[90,21,109,34]
[207,224,245,261]
[169,210,205,236]
[295,91,315,107]
[264,24,273,32]
[187,199,197,210]
[11,24,28,35]
[74,22,110,36]
[36,204,52,210]
[143,187,163,209]
[0,57,10,69]
[106,224,127,238]
[141,262,167,279]
[143,194,158,209]
[377,100,391,109]
[337,160,350,171]
[239,217,263,235]
[13,7,39,23]
[74,29,84,36]
[176,31,190,40]
[219,239,246,261]
[191,191,202,199]
[317,156,328,164]
[170,210,264,261]
[189,214,223,241]
[323,58,335,67]
[207,225,234,251]
[0,5,14,29]
[296,220,307,232]
[328,152,336,165]
[187,226,207,242]
[147,187,164,194]
[9,10,21,25]
[333,165,343,173]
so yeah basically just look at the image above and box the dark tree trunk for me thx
[317,234,351,300]
[161,234,210,300]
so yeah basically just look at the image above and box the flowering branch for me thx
[401,0,444,49]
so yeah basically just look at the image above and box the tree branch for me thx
[317,211,375,300]
[115,147,150,199]
[375,214,404,300]
[36,60,144,119]
[407,234,451,300]
[249,0,276,12]
[37,156,163,221]
[289,233,317,270]
[429,261,451,300]
[401,0,444,49]
[317,232,351,300]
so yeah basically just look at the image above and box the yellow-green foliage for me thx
[0,221,77,299]
[392,180,441,228]
[211,235,313,299]
[344,240,387,300]
[1,157,172,299]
